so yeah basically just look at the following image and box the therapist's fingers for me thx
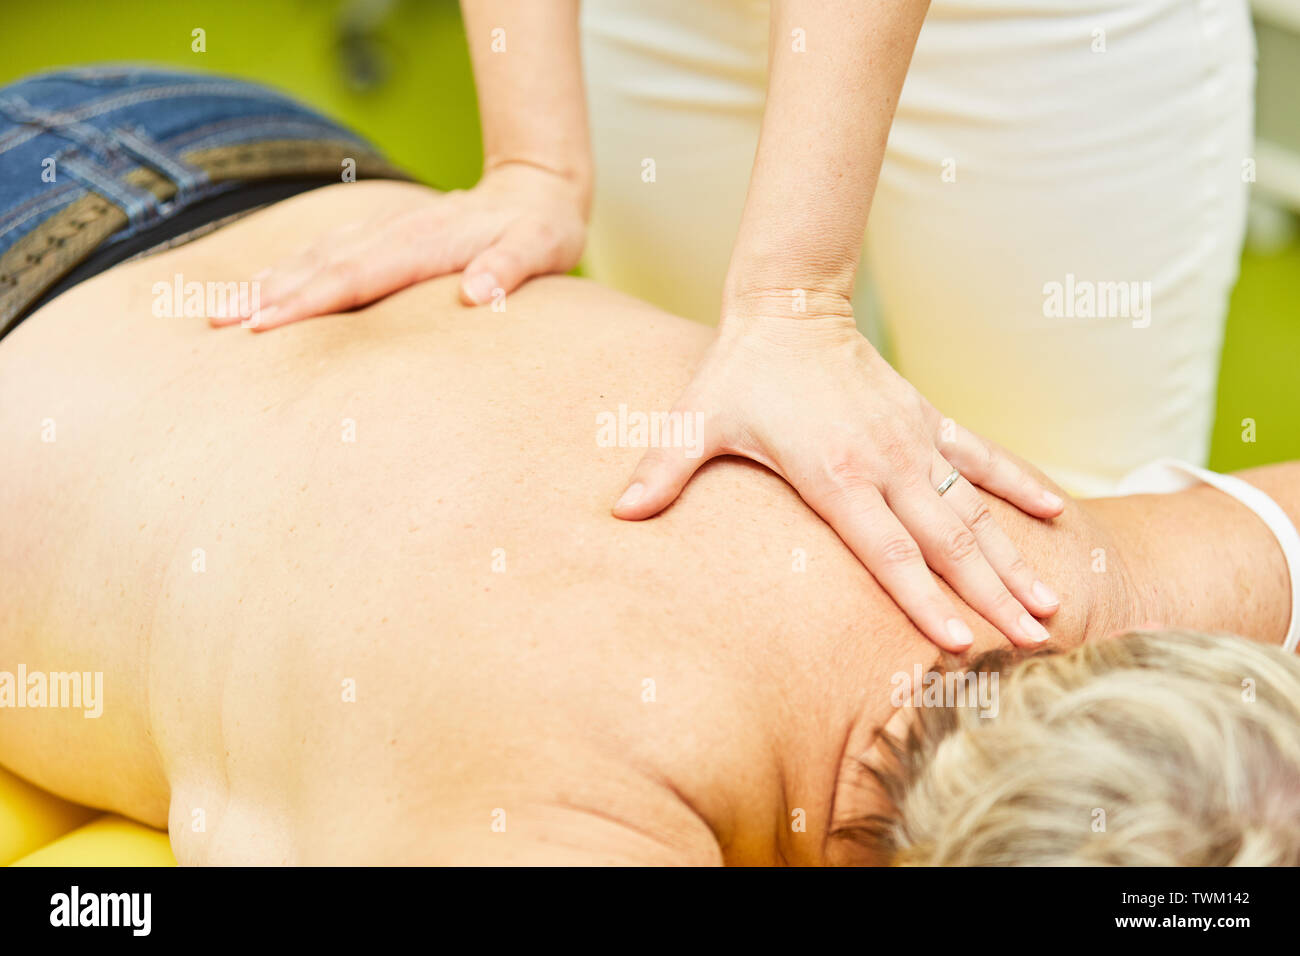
[210,224,368,328]
[246,234,460,332]
[887,466,1049,647]
[612,438,719,520]
[807,479,973,653]
[932,452,1060,620]
[939,421,1065,518]
[216,214,464,331]
[459,218,581,307]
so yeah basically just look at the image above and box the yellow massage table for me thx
[0,766,174,866]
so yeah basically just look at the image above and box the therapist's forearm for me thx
[725,0,929,311]
[460,1,592,206]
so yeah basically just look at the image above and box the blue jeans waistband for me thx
[0,64,411,337]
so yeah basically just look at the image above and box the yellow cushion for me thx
[12,815,175,867]
[0,766,94,864]
[0,766,173,866]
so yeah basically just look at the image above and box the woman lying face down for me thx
[0,181,1297,865]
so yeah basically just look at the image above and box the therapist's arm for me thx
[460,0,592,204]
[616,0,1068,653]
[225,0,591,330]
[725,0,918,306]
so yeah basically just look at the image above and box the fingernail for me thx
[252,267,272,282]
[1020,612,1050,643]
[464,272,498,305]
[615,482,644,511]
[946,617,973,648]
[1042,490,1064,511]
[1032,579,1059,607]
[243,305,278,329]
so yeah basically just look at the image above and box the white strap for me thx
[1116,458,1300,654]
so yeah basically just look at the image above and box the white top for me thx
[1116,458,1300,654]
[579,0,1254,496]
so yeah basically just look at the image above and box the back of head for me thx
[853,630,1300,866]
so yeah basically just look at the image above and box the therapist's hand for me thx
[217,162,587,331]
[613,292,1066,652]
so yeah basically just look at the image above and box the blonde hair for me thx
[845,630,1300,866]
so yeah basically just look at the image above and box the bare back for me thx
[0,182,1171,864]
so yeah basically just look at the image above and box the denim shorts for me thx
[0,65,411,338]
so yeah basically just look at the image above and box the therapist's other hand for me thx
[613,293,1066,652]
[219,163,587,331]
